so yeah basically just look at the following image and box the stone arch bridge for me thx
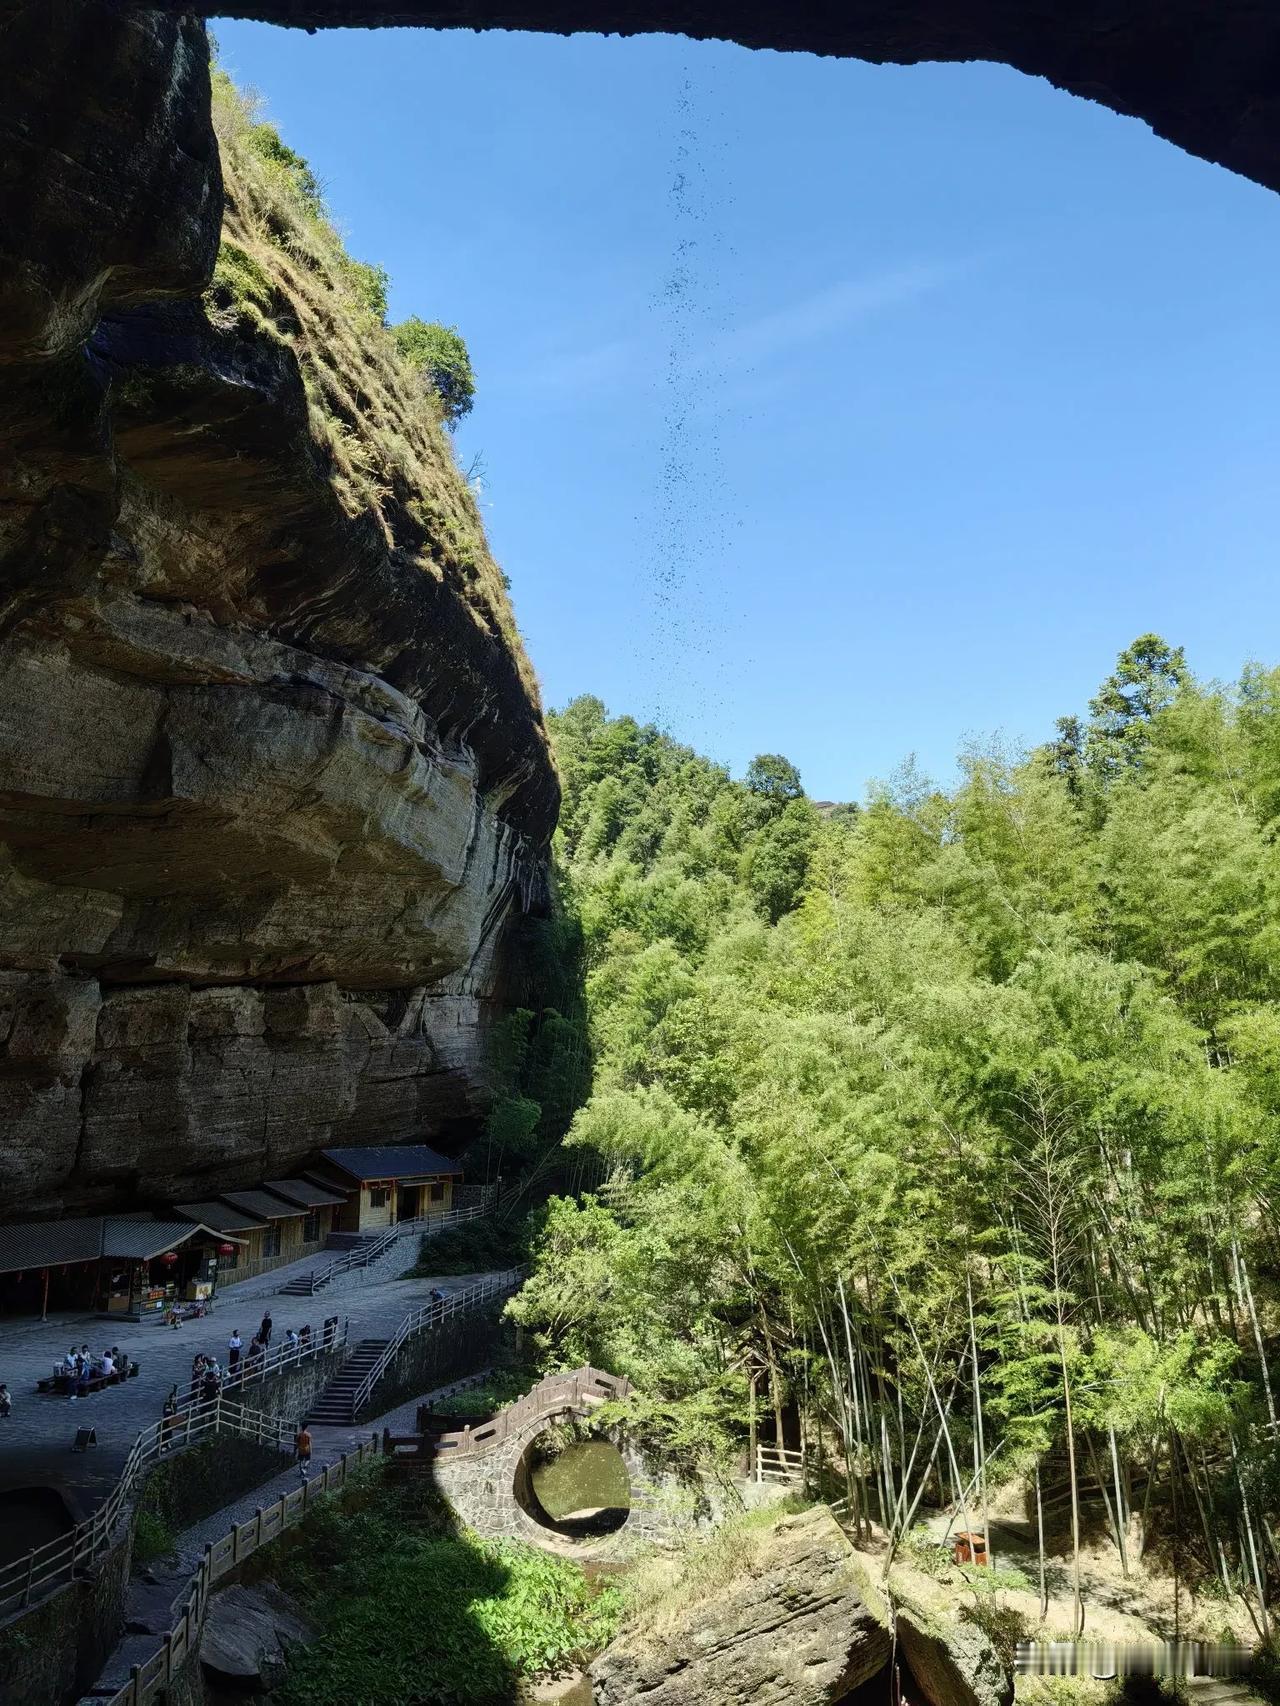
[384,1366,720,1554]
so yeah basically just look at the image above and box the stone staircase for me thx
[1187,1681,1266,1706]
[305,1338,390,1425]
[278,1229,398,1297]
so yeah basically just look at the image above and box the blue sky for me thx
[213,22,1280,801]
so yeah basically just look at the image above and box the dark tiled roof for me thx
[174,1200,267,1234]
[102,1219,237,1259]
[218,1190,306,1222]
[0,1215,245,1274]
[0,1217,105,1274]
[319,1144,462,1182]
[263,1178,346,1209]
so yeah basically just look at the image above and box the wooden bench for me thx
[36,1369,128,1397]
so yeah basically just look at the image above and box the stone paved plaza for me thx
[0,1266,507,1504]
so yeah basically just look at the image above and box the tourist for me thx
[294,1423,312,1480]
[227,1330,242,1371]
[284,1327,299,1353]
[161,1386,179,1448]
[201,1367,220,1405]
[259,1311,273,1349]
[298,1323,311,1352]
[0,1384,11,1418]
[322,1316,336,1350]
[63,1346,77,1374]
[99,1350,114,1380]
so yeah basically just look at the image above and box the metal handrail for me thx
[206,1317,348,1399]
[296,1199,495,1295]
[348,1268,525,1418]
[0,1394,294,1623]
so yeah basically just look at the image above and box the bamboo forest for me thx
[509,635,1280,1648]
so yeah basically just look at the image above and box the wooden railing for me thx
[348,1268,525,1418]
[297,1198,496,1295]
[754,1443,808,1486]
[0,1394,295,1625]
[89,1436,381,1706]
[383,1364,629,1464]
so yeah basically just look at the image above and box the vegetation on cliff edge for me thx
[205,69,539,711]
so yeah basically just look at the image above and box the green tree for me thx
[745,753,804,808]
[1087,632,1187,778]
[392,317,476,425]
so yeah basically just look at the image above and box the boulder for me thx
[199,1582,315,1691]
[842,1538,1014,1706]
[895,1604,1013,1706]
[590,1507,890,1706]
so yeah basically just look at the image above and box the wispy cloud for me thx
[713,259,973,369]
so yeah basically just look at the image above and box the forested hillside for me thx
[512,636,1280,1637]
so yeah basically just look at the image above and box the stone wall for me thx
[0,1518,133,1706]
[355,1309,505,1423]
[233,1347,345,1428]
[426,1368,721,1556]
[436,1423,715,1556]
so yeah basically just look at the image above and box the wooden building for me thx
[173,1199,272,1283]
[312,1145,462,1235]
[175,1180,344,1286]
[0,1216,235,1320]
[263,1177,345,1242]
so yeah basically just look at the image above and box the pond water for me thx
[530,1441,630,1521]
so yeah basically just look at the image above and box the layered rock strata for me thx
[0,3,557,1215]
[590,1507,892,1706]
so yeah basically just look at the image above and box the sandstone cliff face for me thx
[590,1508,891,1706]
[0,4,557,1216]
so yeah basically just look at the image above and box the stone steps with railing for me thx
[305,1339,390,1425]
[277,1199,495,1297]
[304,1270,523,1426]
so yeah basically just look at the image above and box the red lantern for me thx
[160,1250,179,1266]
[218,1242,236,1256]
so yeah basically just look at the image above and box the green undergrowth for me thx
[132,1507,178,1566]
[269,1460,621,1705]
[429,1365,539,1417]
[900,1526,1032,1593]
[614,1499,810,1640]
[404,1214,532,1278]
